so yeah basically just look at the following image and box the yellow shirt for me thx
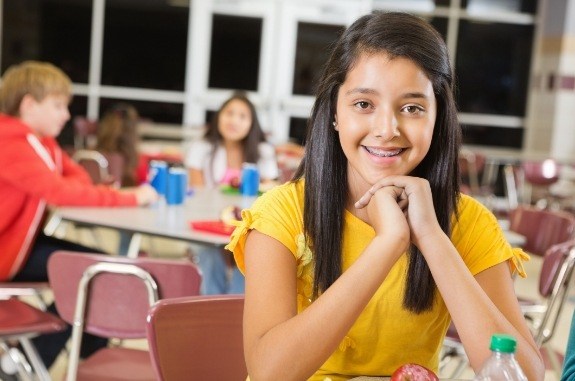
[226,179,527,380]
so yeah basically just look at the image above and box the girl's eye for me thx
[354,101,371,110]
[403,105,424,114]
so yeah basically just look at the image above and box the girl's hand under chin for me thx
[357,184,411,254]
[355,176,442,248]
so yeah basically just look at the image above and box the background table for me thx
[45,189,256,257]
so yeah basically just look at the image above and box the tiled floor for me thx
[40,226,575,380]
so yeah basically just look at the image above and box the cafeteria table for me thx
[44,188,256,257]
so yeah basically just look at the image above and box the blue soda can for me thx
[149,160,168,196]
[166,167,188,205]
[240,163,260,196]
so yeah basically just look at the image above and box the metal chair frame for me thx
[66,262,158,381]
[47,250,202,381]
[72,150,111,183]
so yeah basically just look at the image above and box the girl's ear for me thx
[333,115,339,131]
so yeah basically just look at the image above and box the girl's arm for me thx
[421,232,543,380]
[357,176,544,380]
[188,168,204,188]
[242,187,409,381]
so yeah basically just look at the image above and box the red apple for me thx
[390,363,439,381]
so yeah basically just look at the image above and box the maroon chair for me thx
[507,205,575,257]
[459,149,487,196]
[47,250,202,381]
[146,295,246,381]
[73,116,98,150]
[72,149,125,187]
[0,298,66,380]
[504,159,561,209]
[0,282,50,310]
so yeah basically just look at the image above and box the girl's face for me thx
[217,99,253,143]
[22,93,71,138]
[335,52,436,193]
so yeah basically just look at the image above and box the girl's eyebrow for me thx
[402,92,430,100]
[344,87,378,96]
[345,88,431,100]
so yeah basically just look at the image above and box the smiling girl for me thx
[184,91,278,189]
[226,11,544,381]
[184,91,278,295]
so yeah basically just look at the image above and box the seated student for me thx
[184,91,278,294]
[226,12,543,380]
[0,60,158,377]
[561,310,575,381]
[96,103,140,187]
[96,103,142,255]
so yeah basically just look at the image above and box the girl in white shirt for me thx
[185,92,278,188]
[184,91,278,294]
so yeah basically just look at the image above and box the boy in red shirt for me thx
[0,61,158,374]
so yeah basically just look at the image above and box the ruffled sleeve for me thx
[225,181,305,274]
[509,248,529,278]
[452,194,530,278]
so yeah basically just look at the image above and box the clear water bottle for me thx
[473,334,527,381]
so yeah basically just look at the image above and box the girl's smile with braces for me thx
[363,146,404,157]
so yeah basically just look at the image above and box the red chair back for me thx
[539,239,575,297]
[73,116,98,150]
[522,159,560,186]
[0,298,65,338]
[146,295,247,381]
[508,206,575,257]
[48,251,201,339]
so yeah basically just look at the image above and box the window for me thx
[462,124,524,148]
[292,22,344,96]
[289,117,308,146]
[99,98,184,125]
[1,0,92,83]
[456,19,534,116]
[208,14,262,91]
[102,0,189,90]
[1,0,541,151]
[462,0,537,14]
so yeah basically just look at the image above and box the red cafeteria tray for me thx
[189,220,235,236]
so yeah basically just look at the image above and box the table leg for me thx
[127,233,143,258]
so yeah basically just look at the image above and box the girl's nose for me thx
[372,111,400,140]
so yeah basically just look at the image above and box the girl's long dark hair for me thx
[293,11,461,313]
[96,103,140,186]
[204,91,267,167]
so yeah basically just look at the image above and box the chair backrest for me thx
[504,160,561,207]
[534,240,575,346]
[459,149,486,195]
[146,295,247,381]
[47,250,202,339]
[72,149,110,184]
[73,116,98,150]
[508,205,575,257]
[523,159,560,186]
[72,149,126,187]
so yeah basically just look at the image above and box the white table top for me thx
[504,230,526,247]
[48,189,257,255]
